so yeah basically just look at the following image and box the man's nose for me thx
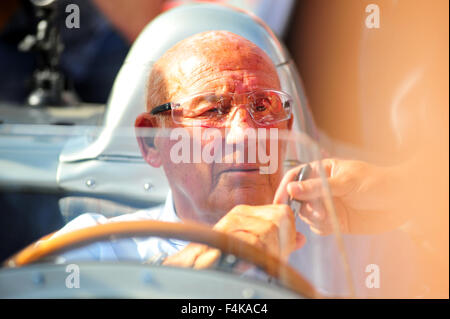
[225,106,257,144]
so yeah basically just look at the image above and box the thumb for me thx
[288,175,350,201]
[287,178,324,201]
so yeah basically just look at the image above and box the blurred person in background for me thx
[0,0,163,104]
[285,0,448,298]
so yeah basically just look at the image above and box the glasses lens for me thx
[172,91,291,126]
[249,91,291,124]
[173,94,230,125]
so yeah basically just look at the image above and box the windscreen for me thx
[0,124,354,298]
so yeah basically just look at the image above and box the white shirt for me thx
[51,191,272,283]
[51,191,188,263]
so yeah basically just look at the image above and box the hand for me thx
[162,242,221,269]
[274,159,407,235]
[163,204,305,269]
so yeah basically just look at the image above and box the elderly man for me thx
[135,30,306,267]
[49,30,305,267]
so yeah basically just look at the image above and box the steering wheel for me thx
[4,220,320,298]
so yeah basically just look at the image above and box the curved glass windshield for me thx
[0,124,354,298]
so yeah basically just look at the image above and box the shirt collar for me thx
[162,189,182,223]
[163,190,187,247]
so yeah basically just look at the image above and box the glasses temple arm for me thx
[150,102,172,115]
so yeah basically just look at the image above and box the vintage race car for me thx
[0,2,354,299]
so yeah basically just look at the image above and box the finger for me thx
[286,164,352,201]
[216,213,277,237]
[287,178,325,201]
[310,225,333,236]
[274,160,327,204]
[298,202,324,228]
[223,204,296,235]
[163,243,204,267]
[298,201,333,236]
[229,230,265,251]
[194,248,221,269]
[305,201,333,236]
[273,164,309,204]
[299,200,327,223]
[295,232,306,250]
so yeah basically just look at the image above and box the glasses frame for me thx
[150,89,293,127]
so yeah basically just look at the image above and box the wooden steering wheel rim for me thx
[4,220,320,298]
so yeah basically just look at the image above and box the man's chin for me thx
[229,187,274,206]
[207,186,274,218]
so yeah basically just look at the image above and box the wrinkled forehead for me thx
[148,31,280,104]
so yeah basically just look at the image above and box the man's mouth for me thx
[219,165,260,174]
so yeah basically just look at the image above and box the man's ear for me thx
[135,112,162,168]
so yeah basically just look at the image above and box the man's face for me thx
[141,32,292,225]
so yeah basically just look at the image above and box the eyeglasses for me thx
[150,89,293,127]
